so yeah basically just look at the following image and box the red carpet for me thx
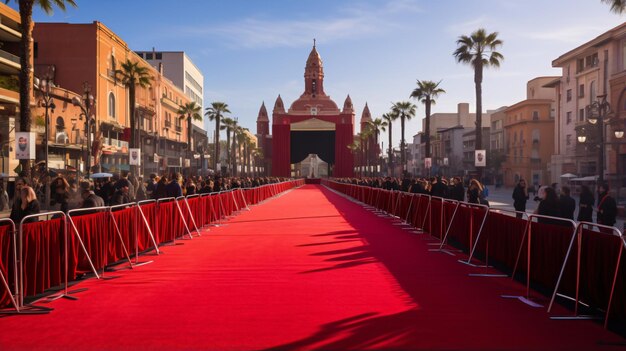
[0,184,623,350]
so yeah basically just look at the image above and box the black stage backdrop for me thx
[290,131,335,164]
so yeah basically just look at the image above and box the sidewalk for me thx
[486,186,625,231]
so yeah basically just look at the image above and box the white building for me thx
[136,50,205,129]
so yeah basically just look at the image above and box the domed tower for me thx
[304,40,325,98]
[273,94,285,114]
[256,101,269,136]
[360,102,372,132]
[343,95,354,114]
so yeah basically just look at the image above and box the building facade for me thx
[33,21,193,176]
[0,3,22,176]
[502,77,557,187]
[551,23,626,188]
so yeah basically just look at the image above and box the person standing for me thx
[80,182,105,208]
[577,185,594,222]
[535,186,560,225]
[597,182,617,227]
[557,186,576,220]
[11,186,40,224]
[512,179,529,218]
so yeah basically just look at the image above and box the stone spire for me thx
[361,102,372,122]
[257,101,269,122]
[304,42,325,97]
[273,94,285,113]
[343,95,354,113]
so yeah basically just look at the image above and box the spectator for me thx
[0,183,8,211]
[153,175,169,200]
[557,186,576,220]
[512,179,529,218]
[110,181,131,205]
[166,172,183,198]
[535,186,561,225]
[9,178,27,222]
[51,176,70,213]
[146,174,157,198]
[80,181,105,208]
[12,186,40,224]
[135,176,147,201]
[597,182,617,227]
[577,185,594,222]
[430,177,448,198]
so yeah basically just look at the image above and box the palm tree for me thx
[392,101,417,177]
[220,117,237,173]
[115,59,152,175]
[14,0,77,176]
[360,127,374,176]
[347,139,361,176]
[454,28,503,180]
[410,80,445,159]
[602,0,626,13]
[177,101,202,168]
[367,117,388,176]
[382,112,397,176]
[205,102,230,172]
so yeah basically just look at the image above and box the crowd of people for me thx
[338,176,619,227]
[6,171,285,224]
[337,176,490,206]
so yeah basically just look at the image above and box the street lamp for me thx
[72,82,95,179]
[577,94,624,185]
[39,74,56,210]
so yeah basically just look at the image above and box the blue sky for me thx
[17,0,624,147]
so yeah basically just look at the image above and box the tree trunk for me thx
[425,99,431,158]
[18,1,34,177]
[215,116,220,172]
[388,124,393,177]
[474,64,483,181]
[226,129,230,174]
[129,84,138,176]
[188,115,192,176]
[401,116,406,176]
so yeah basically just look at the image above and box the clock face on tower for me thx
[310,107,318,115]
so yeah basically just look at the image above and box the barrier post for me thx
[135,199,160,265]
[548,222,623,329]
[19,212,65,311]
[502,214,577,308]
[67,207,107,279]
[183,195,201,236]
[108,204,136,272]
[175,196,195,239]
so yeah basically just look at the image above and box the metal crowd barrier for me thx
[0,218,18,313]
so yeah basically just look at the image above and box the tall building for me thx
[502,77,557,187]
[34,21,193,176]
[550,22,626,187]
[256,44,355,177]
[0,3,22,176]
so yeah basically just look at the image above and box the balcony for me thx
[165,120,172,128]
[530,157,542,164]
[0,49,20,73]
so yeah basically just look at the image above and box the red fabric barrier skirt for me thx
[447,205,484,252]
[70,212,110,273]
[578,229,625,317]
[527,222,577,292]
[0,224,15,308]
[483,212,528,269]
[157,202,176,243]
[137,203,158,247]
[21,218,67,298]
[429,198,444,239]
[109,207,134,264]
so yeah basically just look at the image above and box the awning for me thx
[560,173,578,178]
[570,175,598,182]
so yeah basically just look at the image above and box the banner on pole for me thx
[129,148,141,165]
[15,132,36,160]
[475,150,486,167]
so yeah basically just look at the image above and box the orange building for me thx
[503,77,557,187]
[33,21,191,176]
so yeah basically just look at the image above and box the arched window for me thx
[108,92,116,118]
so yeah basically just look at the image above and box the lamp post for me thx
[72,82,95,179]
[577,94,624,186]
[39,75,56,210]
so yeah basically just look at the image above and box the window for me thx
[566,89,572,102]
[532,111,539,120]
[34,42,38,59]
[578,84,585,98]
[146,53,153,60]
[622,40,626,71]
[579,108,585,122]
[566,134,572,146]
[566,111,572,124]
[108,92,116,118]
[155,53,162,60]
[532,129,540,142]
[514,131,518,144]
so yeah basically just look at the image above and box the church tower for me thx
[256,101,269,136]
[360,102,372,132]
[304,40,325,98]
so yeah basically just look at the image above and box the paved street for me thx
[485,185,625,231]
